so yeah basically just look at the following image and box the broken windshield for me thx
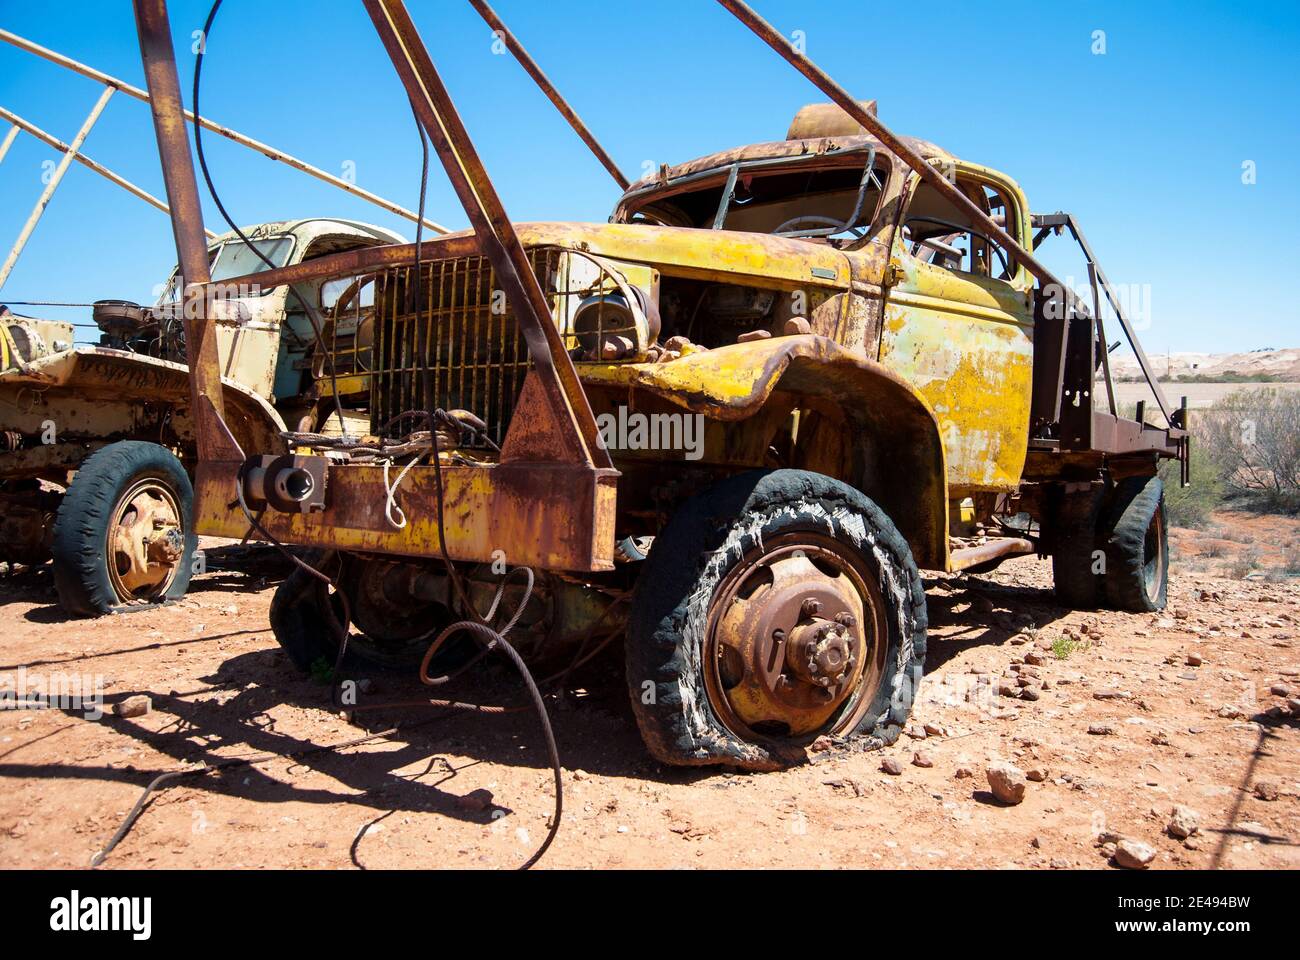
[158,236,294,304]
[617,156,888,245]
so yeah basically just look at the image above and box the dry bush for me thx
[1200,539,1227,558]
[1198,389,1300,512]
[1228,545,1263,580]
[1159,447,1227,528]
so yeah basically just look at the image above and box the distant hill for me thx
[1109,348,1300,383]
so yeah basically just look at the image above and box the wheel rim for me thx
[106,476,184,603]
[1142,503,1165,596]
[704,532,888,743]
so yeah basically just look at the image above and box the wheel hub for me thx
[108,481,183,598]
[707,538,882,739]
[787,617,855,688]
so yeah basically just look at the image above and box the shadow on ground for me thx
[0,559,1086,863]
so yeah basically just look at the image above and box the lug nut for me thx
[835,612,856,628]
[801,598,822,618]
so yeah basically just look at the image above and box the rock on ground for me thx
[986,762,1027,805]
[1114,838,1157,869]
[1167,805,1200,839]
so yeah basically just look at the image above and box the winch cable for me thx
[193,0,348,437]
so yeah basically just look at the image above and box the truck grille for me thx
[368,247,639,450]
[370,250,560,449]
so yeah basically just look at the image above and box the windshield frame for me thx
[208,235,297,292]
[612,146,892,245]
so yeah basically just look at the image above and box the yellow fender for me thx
[580,335,950,569]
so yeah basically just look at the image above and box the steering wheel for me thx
[905,215,1013,278]
[773,214,867,240]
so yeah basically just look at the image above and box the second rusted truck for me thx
[248,102,1183,769]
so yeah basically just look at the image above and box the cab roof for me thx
[622,101,953,198]
[636,133,951,184]
[207,217,407,249]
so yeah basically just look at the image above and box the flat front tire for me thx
[626,470,928,770]
[1102,475,1168,612]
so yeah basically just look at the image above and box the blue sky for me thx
[1,0,1296,353]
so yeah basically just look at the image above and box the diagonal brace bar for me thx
[363,0,609,468]
[0,27,451,235]
[466,0,629,190]
[0,123,19,165]
[0,106,218,240]
[717,0,1063,290]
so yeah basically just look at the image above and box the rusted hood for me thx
[0,346,286,435]
[513,222,854,288]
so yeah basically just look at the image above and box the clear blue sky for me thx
[1,0,1296,354]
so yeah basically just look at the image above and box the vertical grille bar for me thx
[369,251,553,448]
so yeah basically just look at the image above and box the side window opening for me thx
[902,175,1020,282]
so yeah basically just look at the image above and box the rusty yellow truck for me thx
[111,0,1188,772]
[222,102,1187,770]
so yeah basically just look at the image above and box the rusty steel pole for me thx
[133,0,240,463]
[363,0,610,468]
[716,0,1064,291]
[0,27,451,235]
[466,0,629,190]
[0,85,114,292]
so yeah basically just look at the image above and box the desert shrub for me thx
[1115,401,1225,527]
[1159,456,1223,528]
[1199,389,1300,512]
[1228,545,1263,579]
[1200,539,1227,558]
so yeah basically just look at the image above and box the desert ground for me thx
[0,511,1297,870]
[1113,381,1300,411]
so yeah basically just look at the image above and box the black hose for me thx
[420,620,562,869]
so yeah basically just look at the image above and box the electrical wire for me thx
[0,301,104,310]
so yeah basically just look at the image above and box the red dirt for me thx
[1,514,1297,870]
